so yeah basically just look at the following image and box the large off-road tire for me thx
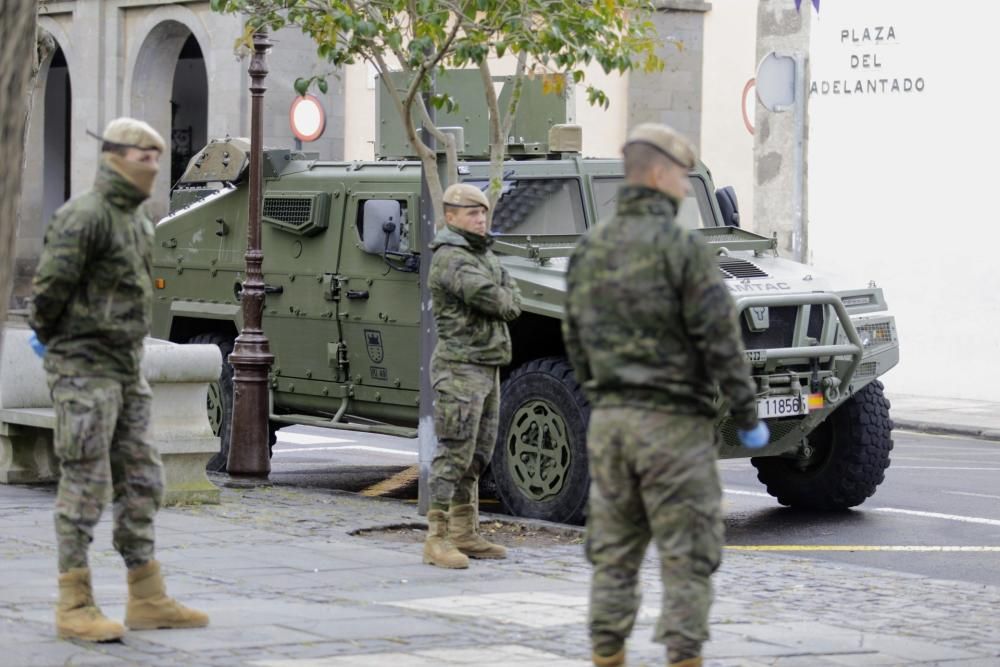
[751,380,894,510]
[188,333,280,472]
[491,357,590,525]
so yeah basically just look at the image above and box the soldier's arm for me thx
[444,253,521,321]
[679,238,758,430]
[561,250,592,386]
[499,265,523,311]
[29,207,100,343]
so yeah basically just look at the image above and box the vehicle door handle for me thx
[346,290,370,300]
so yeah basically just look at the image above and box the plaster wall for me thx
[700,0,757,230]
[806,1,997,400]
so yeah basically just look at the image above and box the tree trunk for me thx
[0,4,38,350]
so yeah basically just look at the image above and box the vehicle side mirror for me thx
[716,186,740,227]
[361,200,401,254]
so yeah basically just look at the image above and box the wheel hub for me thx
[206,381,223,436]
[505,399,571,502]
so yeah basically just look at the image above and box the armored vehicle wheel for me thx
[188,333,235,472]
[492,357,590,525]
[751,380,894,510]
[187,332,278,472]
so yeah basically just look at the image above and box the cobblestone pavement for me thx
[1,481,998,667]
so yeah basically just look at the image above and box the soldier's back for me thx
[565,187,717,416]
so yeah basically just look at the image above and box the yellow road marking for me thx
[727,545,1000,552]
[360,464,419,497]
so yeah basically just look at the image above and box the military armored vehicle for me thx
[152,85,898,524]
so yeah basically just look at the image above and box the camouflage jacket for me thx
[429,225,522,367]
[563,185,758,429]
[29,159,154,382]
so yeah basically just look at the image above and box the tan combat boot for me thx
[56,568,126,642]
[449,503,507,559]
[669,658,702,667]
[124,560,209,630]
[592,647,626,666]
[423,509,469,569]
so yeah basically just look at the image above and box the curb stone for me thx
[893,420,1000,443]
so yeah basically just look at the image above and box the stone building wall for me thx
[13,0,346,307]
[627,1,712,150]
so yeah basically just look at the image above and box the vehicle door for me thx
[334,189,421,409]
[259,182,348,392]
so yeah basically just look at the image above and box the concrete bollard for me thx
[141,339,222,505]
[1,322,222,504]
[0,322,59,483]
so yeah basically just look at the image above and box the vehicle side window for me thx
[464,178,586,235]
[593,177,623,223]
[492,178,586,235]
[356,199,410,254]
[593,175,712,230]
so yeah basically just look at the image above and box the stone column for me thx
[754,0,811,261]
[628,0,712,149]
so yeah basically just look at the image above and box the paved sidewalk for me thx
[887,392,1000,441]
[2,483,999,667]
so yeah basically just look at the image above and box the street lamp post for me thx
[227,29,275,477]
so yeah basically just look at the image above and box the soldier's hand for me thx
[738,421,770,449]
[28,332,46,359]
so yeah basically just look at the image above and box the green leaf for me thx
[317,77,329,95]
[294,77,311,96]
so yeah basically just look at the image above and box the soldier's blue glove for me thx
[738,421,770,449]
[28,332,46,359]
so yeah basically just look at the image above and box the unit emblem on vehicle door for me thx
[365,329,384,363]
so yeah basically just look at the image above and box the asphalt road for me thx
[269,426,1000,587]
[720,429,1000,587]
[269,426,419,495]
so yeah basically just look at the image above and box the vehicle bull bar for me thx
[734,293,864,395]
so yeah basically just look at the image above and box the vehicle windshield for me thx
[464,178,588,236]
[592,175,714,230]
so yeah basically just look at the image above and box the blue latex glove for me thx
[28,332,46,359]
[738,421,770,449]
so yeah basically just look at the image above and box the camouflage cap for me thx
[443,183,490,211]
[94,117,166,153]
[624,122,696,170]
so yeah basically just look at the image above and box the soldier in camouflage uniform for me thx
[424,183,522,569]
[29,118,209,642]
[563,124,766,667]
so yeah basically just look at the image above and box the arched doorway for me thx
[170,35,208,185]
[42,46,72,226]
[130,22,208,218]
[14,38,74,309]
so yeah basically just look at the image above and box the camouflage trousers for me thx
[585,407,723,663]
[429,360,500,508]
[48,375,164,573]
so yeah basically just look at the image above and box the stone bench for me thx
[0,322,222,505]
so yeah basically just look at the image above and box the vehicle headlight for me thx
[858,328,873,348]
[837,317,896,349]
[854,320,896,349]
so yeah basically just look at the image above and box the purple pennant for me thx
[794,0,820,12]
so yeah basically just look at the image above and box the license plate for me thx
[757,395,809,419]
[745,350,767,364]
